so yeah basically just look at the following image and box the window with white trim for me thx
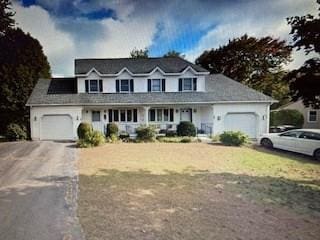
[149,108,174,122]
[89,80,98,92]
[183,78,192,91]
[152,79,161,92]
[108,109,138,123]
[308,110,317,122]
[120,79,129,92]
[92,111,100,122]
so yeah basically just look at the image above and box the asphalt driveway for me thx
[0,141,84,240]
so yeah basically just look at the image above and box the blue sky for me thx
[13,0,318,76]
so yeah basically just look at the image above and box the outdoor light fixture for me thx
[34,116,37,121]
[76,116,79,120]
[193,109,197,113]
[217,116,221,121]
[176,109,179,113]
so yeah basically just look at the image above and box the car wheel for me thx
[314,149,320,161]
[261,138,273,149]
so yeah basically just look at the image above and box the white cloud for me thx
[13,2,76,76]
[12,1,157,75]
[184,0,318,70]
[12,0,318,76]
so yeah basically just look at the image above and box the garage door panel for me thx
[224,113,257,138]
[41,115,74,140]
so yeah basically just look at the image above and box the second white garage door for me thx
[41,115,74,140]
[224,113,257,138]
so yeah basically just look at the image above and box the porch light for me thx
[176,109,179,113]
[262,115,266,120]
[193,109,197,113]
[76,116,79,121]
[34,116,37,121]
[217,116,221,121]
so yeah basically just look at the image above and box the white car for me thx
[259,129,320,160]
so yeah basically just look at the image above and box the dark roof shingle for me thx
[75,57,208,75]
[26,74,274,106]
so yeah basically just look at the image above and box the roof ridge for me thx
[75,57,182,61]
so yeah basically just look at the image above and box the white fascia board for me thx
[27,100,276,107]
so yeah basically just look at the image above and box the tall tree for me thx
[130,47,149,58]
[0,0,15,35]
[0,28,51,133]
[163,50,185,58]
[284,0,320,108]
[195,34,292,103]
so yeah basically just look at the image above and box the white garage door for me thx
[41,115,74,140]
[224,113,257,138]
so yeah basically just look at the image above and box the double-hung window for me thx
[89,80,98,92]
[85,79,103,93]
[179,78,197,91]
[308,110,318,122]
[149,108,174,122]
[152,79,161,92]
[108,109,138,122]
[92,111,101,122]
[183,78,192,91]
[116,79,134,92]
[120,79,129,92]
[148,79,165,92]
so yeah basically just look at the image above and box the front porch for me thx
[81,105,214,136]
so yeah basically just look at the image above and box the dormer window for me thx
[179,78,197,92]
[152,79,161,91]
[121,79,129,92]
[90,80,98,92]
[148,79,165,92]
[116,79,134,93]
[85,79,103,93]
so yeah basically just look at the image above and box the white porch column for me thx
[143,106,150,126]
[211,105,215,136]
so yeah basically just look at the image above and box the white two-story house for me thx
[27,57,275,140]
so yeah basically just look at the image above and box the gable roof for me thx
[26,74,275,106]
[75,57,209,75]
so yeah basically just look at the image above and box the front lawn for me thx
[78,143,320,240]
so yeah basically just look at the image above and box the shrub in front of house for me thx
[106,123,119,137]
[177,121,196,137]
[165,130,177,137]
[77,130,105,148]
[219,131,248,146]
[270,109,304,128]
[180,137,192,143]
[136,125,156,142]
[5,123,27,141]
[77,122,93,139]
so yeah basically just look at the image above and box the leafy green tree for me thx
[0,0,15,35]
[0,28,51,133]
[163,50,185,58]
[130,47,149,58]
[284,0,320,108]
[195,34,292,102]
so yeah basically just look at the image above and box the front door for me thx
[180,108,192,122]
[91,111,102,131]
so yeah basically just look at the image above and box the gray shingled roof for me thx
[26,74,274,106]
[75,57,208,75]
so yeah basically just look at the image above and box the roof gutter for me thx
[27,100,277,107]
